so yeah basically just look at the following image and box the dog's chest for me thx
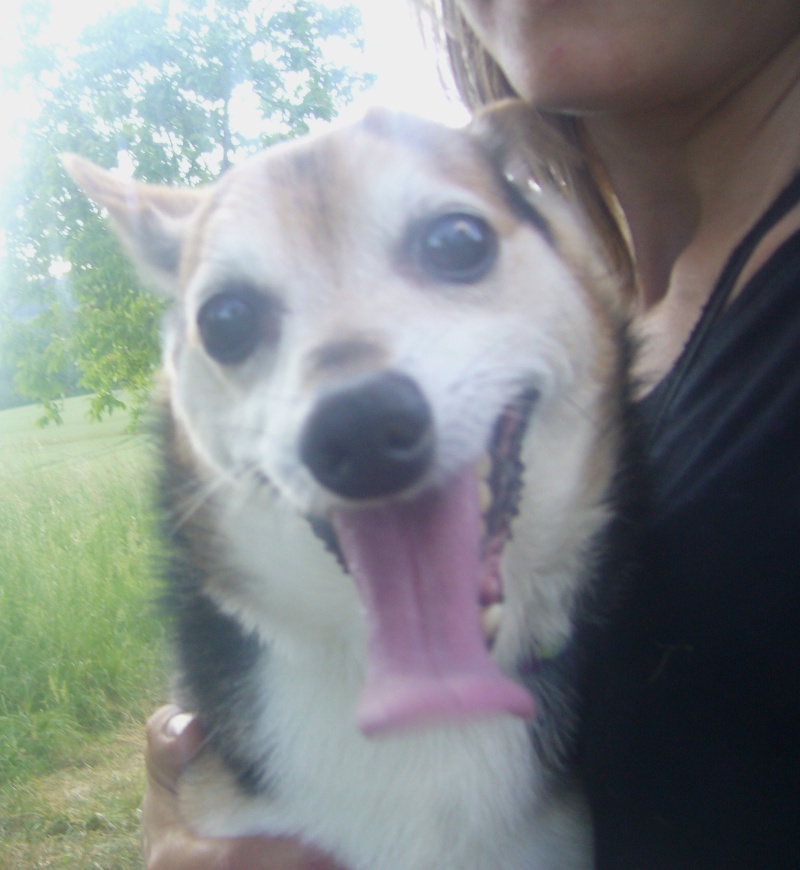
[230,642,575,870]
[184,484,592,869]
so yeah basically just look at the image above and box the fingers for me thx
[222,836,349,870]
[144,704,204,794]
[141,705,210,868]
[141,705,346,870]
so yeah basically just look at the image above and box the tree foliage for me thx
[1,0,373,424]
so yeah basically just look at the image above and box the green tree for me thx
[1,0,373,425]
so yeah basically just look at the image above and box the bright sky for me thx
[0,0,467,181]
[339,0,467,122]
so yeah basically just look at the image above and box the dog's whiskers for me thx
[166,472,229,531]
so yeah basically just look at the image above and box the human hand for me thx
[141,705,344,870]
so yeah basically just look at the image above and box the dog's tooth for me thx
[480,602,504,643]
[475,452,492,482]
[479,479,492,514]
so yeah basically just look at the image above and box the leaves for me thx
[1,0,374,424]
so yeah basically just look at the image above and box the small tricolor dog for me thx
[64,101,632,870]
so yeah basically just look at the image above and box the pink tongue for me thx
[332,468,535,736]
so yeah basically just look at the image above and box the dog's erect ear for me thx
[466,99,571,245]
[467,100,545,190]
[61,154,203,294]
[466,99,581,203]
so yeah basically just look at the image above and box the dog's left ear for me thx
[466,98,586,204]
[466,99,574,244]
[62,154,203,295]
[467,99,547,191]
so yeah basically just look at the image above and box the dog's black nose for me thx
[300,372,434,500]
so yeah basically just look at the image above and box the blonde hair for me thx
[417,0,635,297]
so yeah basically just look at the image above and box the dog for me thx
[64,101,633,870]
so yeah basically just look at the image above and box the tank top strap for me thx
[646,171,800,436]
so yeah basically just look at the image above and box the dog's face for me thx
[64,105,625,734]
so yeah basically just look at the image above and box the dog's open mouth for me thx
[312,389,538,735]
[477,388,539,651]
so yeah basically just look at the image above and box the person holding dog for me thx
[142,0,800,867]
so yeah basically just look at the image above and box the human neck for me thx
[583,32,800,314]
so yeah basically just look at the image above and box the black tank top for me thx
[582,175,800,870]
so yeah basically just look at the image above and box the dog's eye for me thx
[197,289,267,365]
[417,213,497,283]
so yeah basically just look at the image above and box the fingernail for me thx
[165,712,194,738]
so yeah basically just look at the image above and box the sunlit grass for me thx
[0,396,169,865]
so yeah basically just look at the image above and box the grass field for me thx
[0,396,170,868]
